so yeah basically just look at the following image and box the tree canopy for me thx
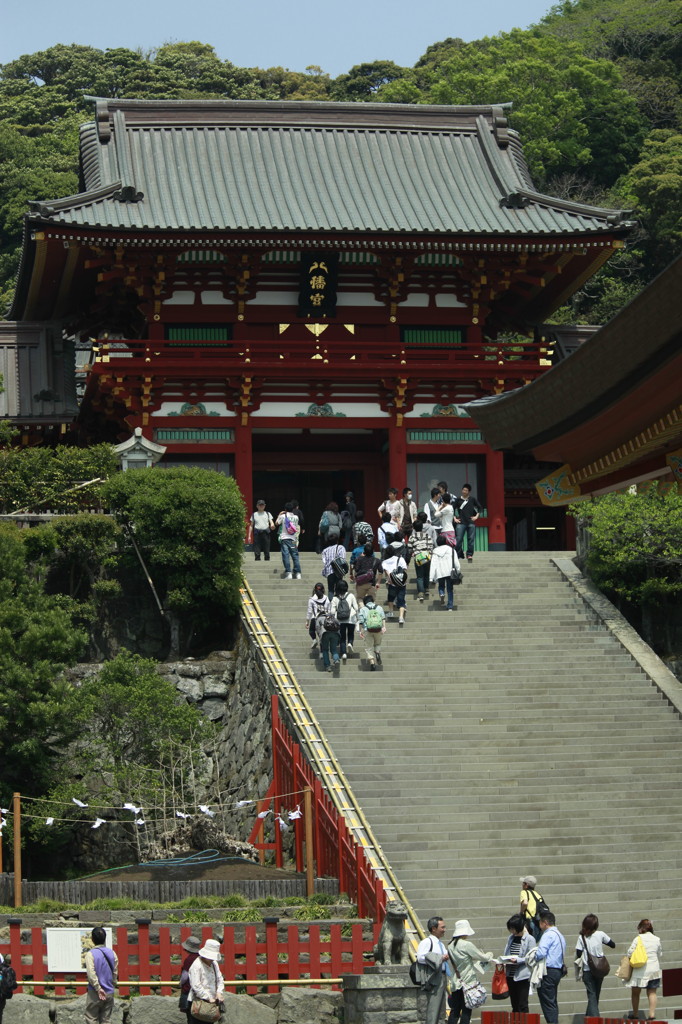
[0,0,681,319]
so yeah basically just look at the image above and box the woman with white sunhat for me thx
[187,938,225,1022]
[447,919,494,1024]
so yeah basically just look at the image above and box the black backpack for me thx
[336,596,351,621]
[323,613,340,632]
[0,962,18,999]
[530,890,550,921]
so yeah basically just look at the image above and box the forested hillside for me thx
[0,0,680,321]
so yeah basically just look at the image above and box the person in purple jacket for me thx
[84,927,118,1023]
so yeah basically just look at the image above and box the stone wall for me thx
[60,622,283,874]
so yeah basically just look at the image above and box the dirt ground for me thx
[85,857,302,883]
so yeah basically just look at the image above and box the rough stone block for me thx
[54,995,126,1023]
[201,699,226,720]
[277,986,344,1024]
[3,994,52,1022]
[220,991,277,1024]
[126,994,184,1023]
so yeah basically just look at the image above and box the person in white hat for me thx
[187,938,224,1022]
[447,920,493,1024]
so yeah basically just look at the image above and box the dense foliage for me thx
[0,438,118,512]
[103,466,245,655]
[0,0,681,316]
[574,488,682,604]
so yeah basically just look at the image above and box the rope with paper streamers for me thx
[0,789,304,834]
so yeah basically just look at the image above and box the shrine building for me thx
[7,99,633,548]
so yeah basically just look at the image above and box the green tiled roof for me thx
[29,99,631,238]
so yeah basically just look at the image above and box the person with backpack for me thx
[330,579,359,661]
[378,511,400,552]
[379,545,408,626]
[429,533,461,611]
[519,875,549,941]
[249,499,275,561]
[318,501,341,551]
[320,609,341,672]
[321,533,348,598]
[276,502,302,580]
[351,542,381,602]
[357,594,386,670]
[408,519,434,601]
[423,487,443,543]
[306,582,330,650]
[84,926,118,1023]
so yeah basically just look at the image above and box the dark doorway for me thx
[252,470,364,550]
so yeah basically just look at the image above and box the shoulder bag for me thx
[451,956,487,1009]
[581,936,610,978]
[190,998,222,1022]
[630,935,648,969]
[450,548,463,584]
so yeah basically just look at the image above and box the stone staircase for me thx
[244,551,682,1019]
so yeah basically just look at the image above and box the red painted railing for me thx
[248,696,386,923]
[0,918,378,995]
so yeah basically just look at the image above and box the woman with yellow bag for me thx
[626,919,662,1020]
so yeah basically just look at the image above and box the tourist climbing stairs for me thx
[243,551,682,1019]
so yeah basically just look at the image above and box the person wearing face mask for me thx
[398,487,417,530]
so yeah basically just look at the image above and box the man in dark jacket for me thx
[453,483,482,562]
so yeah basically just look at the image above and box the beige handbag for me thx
[615,954,633,981]
[190,997,222,1022]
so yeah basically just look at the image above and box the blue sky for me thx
[2,0,555,76]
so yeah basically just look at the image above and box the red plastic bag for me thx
[492,964,510,1000]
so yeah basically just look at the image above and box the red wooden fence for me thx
[248,696,386,923]
[0,918,379,995]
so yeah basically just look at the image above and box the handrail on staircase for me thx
[240,576,425,951]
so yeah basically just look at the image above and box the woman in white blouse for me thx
[626,919,662,1020]
[188,938,224,1022]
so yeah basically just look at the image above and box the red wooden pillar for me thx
[485,446,506,550]
[388,416,407,491]
[234,414,253,508]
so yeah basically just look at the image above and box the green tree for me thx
[0,523,87,800]
[0,442,118,513]
[574,488,682,604]
[429,30,646,186]
[616,129,682,275]
[103,467,245,656]
[331,60,407,101]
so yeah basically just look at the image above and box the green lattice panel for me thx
[155,429,235,442]
[165,326,232,345]
[401,328,464,347]
[407,430,483,443]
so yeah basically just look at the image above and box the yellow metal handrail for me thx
[240,577,424,951]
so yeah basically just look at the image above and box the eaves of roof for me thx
[463,254,682,455]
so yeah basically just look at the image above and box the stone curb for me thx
[551,557,682,716]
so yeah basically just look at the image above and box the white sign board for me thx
[45,928,114,973]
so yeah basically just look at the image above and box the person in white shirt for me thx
[379,545,408,626]
[250,499,275,561]
[377,487,402,526]
[188,939,224,1021]
[575,914,615,1018]
[416,916,449,1024]
[429,534,461,610]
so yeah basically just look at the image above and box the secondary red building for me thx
[8,99,631,547]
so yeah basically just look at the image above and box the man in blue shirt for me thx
[534,911,566,1024]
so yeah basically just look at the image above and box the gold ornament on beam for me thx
[305,323,328,337]
[279,324,290,334]
[344,324,355,334]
